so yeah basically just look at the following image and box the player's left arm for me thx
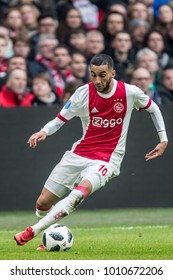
[145,101,168,161]
[132,85,168,161]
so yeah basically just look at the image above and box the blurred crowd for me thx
[0,0,173,107]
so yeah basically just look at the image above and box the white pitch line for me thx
[0,225,170,234]
[73,225,170,231]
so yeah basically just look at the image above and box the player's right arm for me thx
[28,131,47,148]
[28,85,88,148]
[27,117,64,148]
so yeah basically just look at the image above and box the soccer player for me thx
[14,54,168,249]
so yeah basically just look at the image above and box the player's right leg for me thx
[14,182,91,246]
[14,152,110,247]
[35,187,60,218]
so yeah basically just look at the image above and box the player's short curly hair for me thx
[89,54,114,69]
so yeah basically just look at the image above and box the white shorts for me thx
[45,151,122,198]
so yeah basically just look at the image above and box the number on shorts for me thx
[98,165,108,176]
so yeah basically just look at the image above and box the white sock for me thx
[35,205,54,218]
[32,186,88,236]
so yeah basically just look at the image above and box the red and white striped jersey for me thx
[57,79,153,163]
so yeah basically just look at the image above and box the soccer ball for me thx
[42,224,73,252]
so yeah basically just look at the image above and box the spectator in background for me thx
[127,1,153,25]
[31,72,61,106]
[10,0,58,18]
[141,0,155,21]
[108,30,135,81]
[0,68,33,107]
[56,6,85,43]
[165,22,173,57]
[35,34,58,70]
[13,35,31,58]
[144,29,173,69]
[107,1,128,17]
[55,0,102,30]
[0,55,27,90]
[20,3,40,38]
[70,51,89,84]
[36,13,58,35]
[2,7,26,40]
[156,4,173,35]
[55,0,72,21]
[9,0,42,12]
[71,0,100,30]
[51,44,75,97]
[129,19,151,55]
[7,55,27,72]
[130,67,162,105]
[0,26,14,59]
[62,80,84,105]
[64,28,86,53]
[99,11,126,50]
[0,0,9,25]
[29,13,59,57]
[0,36,8,78]
[153,0,169,18]
[136,47,161,86]
[156,66,173,104]
[13,35,49,85]
[85,30,105,64]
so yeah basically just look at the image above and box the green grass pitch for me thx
[0,208,173,260]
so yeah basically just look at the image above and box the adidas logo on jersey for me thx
[91,107,99,113]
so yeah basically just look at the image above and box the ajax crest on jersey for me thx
[114,102,124,113]
[42,224,73,251]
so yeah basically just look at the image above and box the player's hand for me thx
[27,131,47,148]
[145,141,168,161]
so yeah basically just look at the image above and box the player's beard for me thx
[98,77,112,94]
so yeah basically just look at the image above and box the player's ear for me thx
[112,70,116,78]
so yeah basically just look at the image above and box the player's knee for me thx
[36,192,54,208]
[36,200,52,209]
[35,202,53,218]
[68,186,89,209]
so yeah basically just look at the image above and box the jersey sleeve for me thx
[57,84,88,122]
[41,117,64,135]
[132,85,152,110]
[146,101,167,132]
[130,85,168,141]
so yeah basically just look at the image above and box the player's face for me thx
[90,64,115,94]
